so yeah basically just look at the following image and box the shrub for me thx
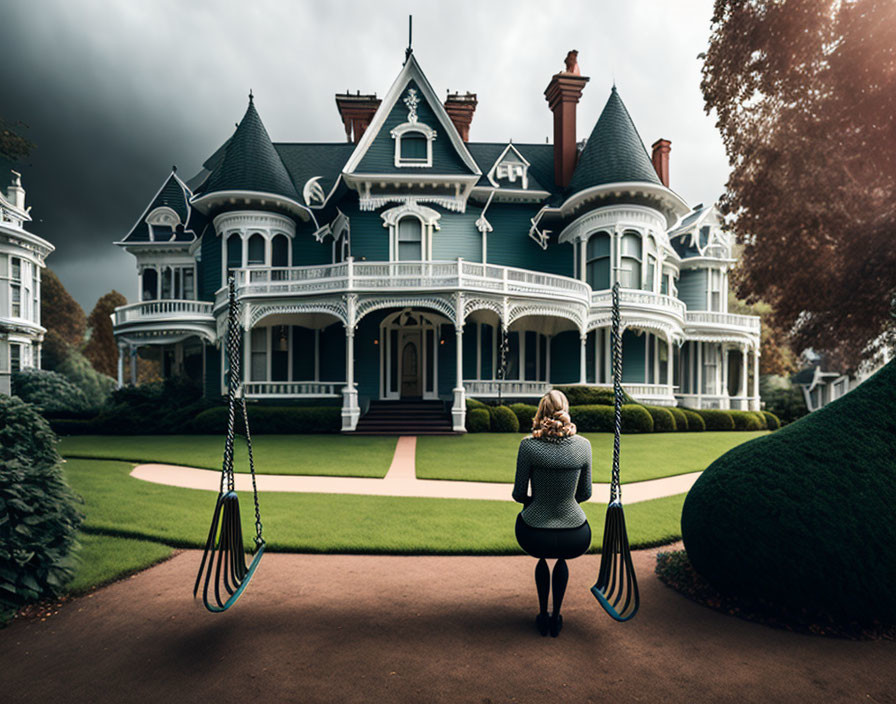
[91,378,211,435]
[750,411,768,430]
[762,411,781,430]
[668,406,688,431]
[189,405,341,434]
[691,408,735,431]
[729,410,762,431]
[55,351,116,410]
[552,385,635,406]
[682,360,896,626]
[491,405,520,433]
[644,405,676,432]
[467,408,491,433]
[681,409,705,431]
[11,368,90,416]
[762,383,809,425]
[622,404,654,433]
[509,403,538,433]
[466,397,487,410]
[569,404,614,432]
[0,395,83,621]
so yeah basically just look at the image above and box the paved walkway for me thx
[130,435,702,503]
[2,547,892,703]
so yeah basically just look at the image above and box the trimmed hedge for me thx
[668,406,688,432]
[751,411,768,430]
[681,409,705,431]
[682,359,896,626]
[570,404,654,433]
[729,410,762,431]
[466,397,487,410]
[0,396,83,621]
[762,411,781,430]
[467,408,491,433]
[491,405,520,433]
[552,385,636,406]
[691,408,736,431]
[644,405,676,432]
[189,405,341,434]
[509,403,538,433]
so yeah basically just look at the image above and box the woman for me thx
[513,390,592,637]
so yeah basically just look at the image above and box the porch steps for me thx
[348,400,458,435]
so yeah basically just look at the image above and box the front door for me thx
[399,330,421,398]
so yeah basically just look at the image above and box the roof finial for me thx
[172,164,177,174]
[405,15,413,63]
[249,89,254,103]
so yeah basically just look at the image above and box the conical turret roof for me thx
[567,86,661,195]
[201,95,299,201]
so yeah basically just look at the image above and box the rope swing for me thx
[193,275,265,612]
[591,282,640,621]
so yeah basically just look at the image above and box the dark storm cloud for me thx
[1,0,726,311]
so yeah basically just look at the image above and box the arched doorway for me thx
[379,308,443,400]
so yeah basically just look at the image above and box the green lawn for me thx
[415,431,770,483]
[68,533,175,595]
[59,435,396,478]
[64,458,685,555]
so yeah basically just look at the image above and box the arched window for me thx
[400,132,427,161]
[142,268,158,301]
[271,234,289,267]
[620,232,642,289]
[226,234,242,273]
[397,217,423,260]
[585,232,611,290]
[247,233,265,266]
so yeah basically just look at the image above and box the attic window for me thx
[145,206,180,242]
[401,133,427,161]
[487,144,531,190]
[391,122,436,168]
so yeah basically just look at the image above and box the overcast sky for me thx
[1,0,727,311]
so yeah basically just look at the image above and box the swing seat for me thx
[194,490,265,612]
[591,501,639,622]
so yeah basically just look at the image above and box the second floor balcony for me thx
[112,299,216,343]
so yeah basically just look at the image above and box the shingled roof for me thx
[199,95,300,201]
[566,86,662,196]
[120,171,194,244]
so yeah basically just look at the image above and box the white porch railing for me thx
[463,380,550,397]
[224,259,592,307]
[243,381,341,398]
[621,383,678,405]
[590,289,686,320]
[676,393,760,411]
[685,311,760,332]
[113,299,214,325]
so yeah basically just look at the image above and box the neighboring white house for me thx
[794,347,893,412]
[0,170,53,395]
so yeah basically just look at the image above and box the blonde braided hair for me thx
[531,389,576,441]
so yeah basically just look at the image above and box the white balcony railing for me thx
[113,299,214,326]
[685,310,761,332]
[222,260,593,308]
[243,381,340,398]
[463,380,551,397]
[590,289,687,320]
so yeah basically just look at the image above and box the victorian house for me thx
[111,50,760,431]
[1,170,52,395]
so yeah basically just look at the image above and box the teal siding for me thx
[293,221,332,266]
[356,311,387,403]
[462,324,478,379]
[622,329,646,383]
[198,231,221,301]
[318,323,346,382]
[550,331,579,384]
[355,80,472,176]
[341,200,389,262]
[203,344,221,398]
[480,324,494,378]
[437,323,456,398]
[432,206,482,262]
[486,204,575,276]
[678,269,707,311]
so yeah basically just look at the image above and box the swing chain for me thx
[611,282,623,504]
[240,393,264,546]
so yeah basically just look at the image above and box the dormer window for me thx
[392,123,436,167]
[487,144,531,190]
[145,206,180,242]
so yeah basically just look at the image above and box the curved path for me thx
[130,437,701,504]
[2,546,892,703]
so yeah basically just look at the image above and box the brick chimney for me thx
[651,138,671,187]
[444,92,478,142]
[335,92,382,144]
[544,51,589,188]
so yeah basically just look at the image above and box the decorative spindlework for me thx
[528,216,552,250]
[507,302,585,331]
[463,297,504,324]
[360,194,463,212]
[247,299,348,329]
[302,177,327,207]
[213,211,297,238]
[356,295,457,326]
[313,209,350,243]
[558,204,668,246]
[404,88,420,123]
[380,200,442,228]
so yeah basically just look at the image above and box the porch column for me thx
[129,345,137,386]
[740,343,748,404]
[721,345,730,409]
[243,329,251,386]
[696,342,703,407]
[579,331,587,384]
[667,338,674,398]
[341,294,360,431]
[137,269,144,302]
[117,344,125,388]
[451,293,466,432]
[578,239,587,281]
[752,347,760,410]
[714,344,722,400]
[545,334,552,384]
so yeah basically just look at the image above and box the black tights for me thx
[535,558,569,617]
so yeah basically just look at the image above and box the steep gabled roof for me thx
[119,170,195,244]
[198,96,300,201]
[567,86,662,196]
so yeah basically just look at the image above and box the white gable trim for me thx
[486,143,530,189]
[342,54,481,176]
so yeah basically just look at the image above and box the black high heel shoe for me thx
[535,612,550,636]
[549,613,563,637]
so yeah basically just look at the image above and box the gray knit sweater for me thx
[512,434,592,529]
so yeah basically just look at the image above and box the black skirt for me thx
[515,513,592,560]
